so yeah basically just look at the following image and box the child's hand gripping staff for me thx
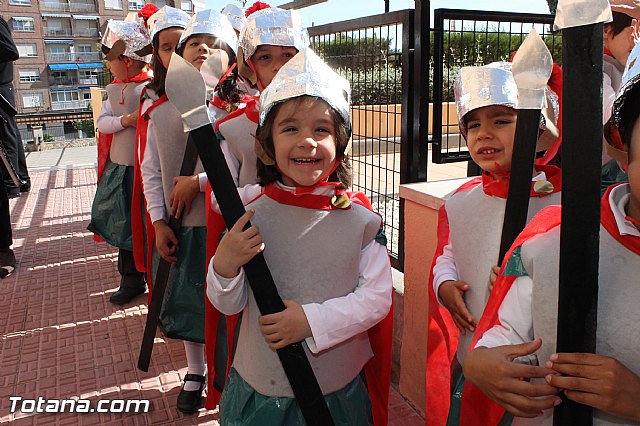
[164,51,335,426]
[497,29,553,264]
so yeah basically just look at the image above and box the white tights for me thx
[183,341,206,391]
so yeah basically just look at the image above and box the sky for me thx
[203,0,551,27]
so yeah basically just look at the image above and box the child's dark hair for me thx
[605,11,634,37]
[147,35,168,96]
[176,35,242,104]
[617,84,640,162]
[256,96,352,188]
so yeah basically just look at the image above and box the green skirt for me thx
[220,368,373,426]
[601,159,628,196]
[152,226,206,343]
[88,162,134,250]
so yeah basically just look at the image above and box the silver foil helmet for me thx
[239,7,309,61]
[178,9,238,54]
[147,6,190,42]
[221,3,245,33]
[613,41,640,128]
[101,19,152,63]
[259,48,351,129]
[454,62,560,150]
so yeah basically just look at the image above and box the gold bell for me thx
[331,194,351,209]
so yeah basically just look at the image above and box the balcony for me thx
[43,27,73,37]
[78,77,98,85]
[73,27,98,37]
[69,2,97,12]
[49,77,78,85]
[41,1,97,12]
[45,51,101,62]
[51,99,91,110]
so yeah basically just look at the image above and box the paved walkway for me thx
[1,148,426,425]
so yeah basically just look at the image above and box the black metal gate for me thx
[308,8,426,270]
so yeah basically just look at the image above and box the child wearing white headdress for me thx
[206,48,393,425]
[88,19,152,305]
[138,8,238,413]
[425,62,563,425]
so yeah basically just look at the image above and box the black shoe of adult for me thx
[0,248,16,278]
[109,278,146,305]
[7,187,20,198]
[176,374,205,414]
[19,180,31,193]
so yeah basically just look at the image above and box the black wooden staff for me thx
[165,53,334,426]
[138,136,199,372]
[554,22,603,426]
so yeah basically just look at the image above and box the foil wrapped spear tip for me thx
[512,28,553,110]
[554,0,612,30]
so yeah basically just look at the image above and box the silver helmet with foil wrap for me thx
[239,7,309,61]
[101,19,152,63]
[147,6,190,42]
[259,48,350,128]
[178,9,238,54]
[221,3,246,33]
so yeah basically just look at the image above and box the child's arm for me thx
[545,353,640,422]
[434,241,477,334]
[206,210,264,314]
[140,122,178,263]
[259,239,393,352]
[170,174,201,220]
[96,99,137,134]
[463,275,561,417]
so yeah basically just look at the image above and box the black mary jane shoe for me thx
[176,373,205,414]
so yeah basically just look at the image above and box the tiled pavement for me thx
[1,162,425,425]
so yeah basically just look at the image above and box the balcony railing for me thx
[41,1,96,11]
[51,99,91,110]
[46,51,101,61]
[69,2,97,12]
[50,77,78,85]
[78,77,98,85]
[43,27,73,37]
[73,27,98,37]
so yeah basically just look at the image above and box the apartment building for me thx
[1,0,198,115]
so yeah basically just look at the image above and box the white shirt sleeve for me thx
[206,258,248,315]
[432,238,459,305]
[140,120,166,223]
[603,72,615,125]
[301,240,393,354]
[476,275,535,349]
[198,172,208,193]
[96,99,125,135]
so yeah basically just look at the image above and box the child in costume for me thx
[88,19,152,305]
[601,0,640,192]
[425,62,563,426]
[138,9,238,413]
[206,48,393,425]
[461,42,640,426]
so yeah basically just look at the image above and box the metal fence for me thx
[431,9,560,165]
[308,9,421,270]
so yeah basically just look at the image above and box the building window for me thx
[104,0,122,9]
[10,0,32,5]
[19,69,40,83]
[17,43,37,57]
[12,18,35,32]
[22,92,44,108]
[49,46,67,60]
[51,91,79,103]
[128,0,143,10]
[180,0,192,12]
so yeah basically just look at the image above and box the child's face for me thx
[465,105,517,175]
[106,56,130,81]
[604,24,635,67]
[272,99,338,187]
[250,45,298,92]
[182,34,230,72]
[156,27,183,70]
